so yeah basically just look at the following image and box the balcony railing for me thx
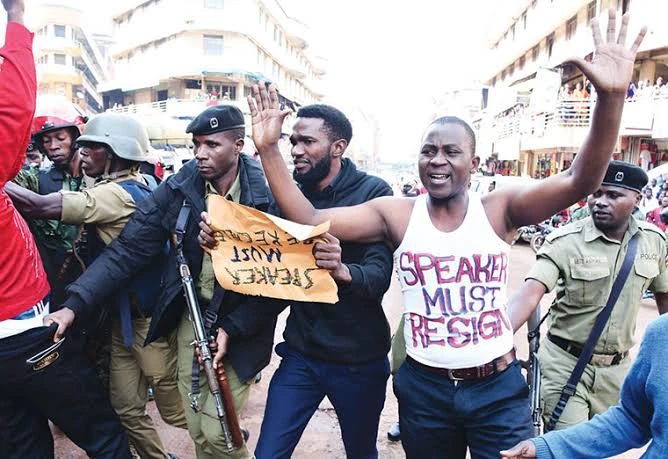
[108,98,248,118]
[487,94,668,151]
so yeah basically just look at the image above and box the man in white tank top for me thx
[203,9,646,459]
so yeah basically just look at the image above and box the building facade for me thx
[102,0,325,110]
[478,0,668,178]
[28,0,109,114]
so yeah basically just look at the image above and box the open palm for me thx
[247,83,291,152]
[567,9,646,95]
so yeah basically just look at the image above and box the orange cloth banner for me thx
[207,195,338,304]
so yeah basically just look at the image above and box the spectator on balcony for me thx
[640,145,652,171]
[627,81,637,99]
[223,91,231,101]
[653,76,665,96]
[559,83,573,100]
[646,196,668,231]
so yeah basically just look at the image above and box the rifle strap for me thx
[175,200,229,405]
[175,200,190,253]
[545,233,639,431]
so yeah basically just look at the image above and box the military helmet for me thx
[77,113,151,162]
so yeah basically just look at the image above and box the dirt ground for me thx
[54,244,656,458]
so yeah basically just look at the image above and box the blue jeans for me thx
[0,325,131,459]
[393,358,532,459]
[255,342,390,459]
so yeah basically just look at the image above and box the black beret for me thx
[601,160,648,193]
[186,105,245,135]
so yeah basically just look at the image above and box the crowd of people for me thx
[2,2,666,459]
[626,76,668,99]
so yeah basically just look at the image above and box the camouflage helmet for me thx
[77,113,151,162]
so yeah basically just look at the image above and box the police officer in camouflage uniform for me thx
[13,111,85,308]
[509,161,668,431]
[6,113,187,459]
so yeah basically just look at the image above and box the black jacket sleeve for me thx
[218,296,288,338]
[340,241,394,300]
[63,182,173,326]
[338,178,394,301]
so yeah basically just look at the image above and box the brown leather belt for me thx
[406,349,517,381]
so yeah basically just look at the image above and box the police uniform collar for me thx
[584,215,640,243]
[204,172,241,202]
[97,168,140,184]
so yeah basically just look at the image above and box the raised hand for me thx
[565,9,646,95]
[247,82,291,152]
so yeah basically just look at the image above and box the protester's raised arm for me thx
[504,10,646,229]
[248,83,391,243]
[0,0,34,185]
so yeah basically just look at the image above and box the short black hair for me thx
[223,127,246,142]
[429,116,476,153]
[296,104,353,144]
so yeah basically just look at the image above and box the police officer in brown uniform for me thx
[510,161,668,431]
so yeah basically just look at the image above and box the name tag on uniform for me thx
[571,256,608,265]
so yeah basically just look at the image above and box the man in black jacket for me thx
[45,105,284,459]
[253,104,394,459]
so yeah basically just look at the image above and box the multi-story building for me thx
[28,0,109,114]
[101,0,325,111]
[479,0,668,178]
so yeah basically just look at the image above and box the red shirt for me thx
[646,206,668,232]
[0,23,49,320]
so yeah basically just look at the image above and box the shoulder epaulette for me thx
[637,221,667,240]
[545,220,585,243]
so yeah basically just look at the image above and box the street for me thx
[54,244,658,458]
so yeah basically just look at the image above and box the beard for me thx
[293,154,332,189]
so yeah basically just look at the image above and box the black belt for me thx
[548,333,627,366]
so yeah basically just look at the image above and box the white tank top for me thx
[394,192,514,369]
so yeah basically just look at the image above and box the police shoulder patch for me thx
[545,221,584,243]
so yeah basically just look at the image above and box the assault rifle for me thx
[526,307,543,436]
[172,204,244,451]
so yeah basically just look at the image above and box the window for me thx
[501,69,506,80]
[54,53,66,65]
[185,79,201,89]
[519,55,526,69]
[205,0,224,8]
[547,33,555,57]
[531,0,537,8]
[509,63,515,76]
[532,44,540,62]
[587,1,596,24]
[511,24,516,40]
[522,11,527,30]
[566,15,577,40]
[203,35,224,55]
[54,24,66,38]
